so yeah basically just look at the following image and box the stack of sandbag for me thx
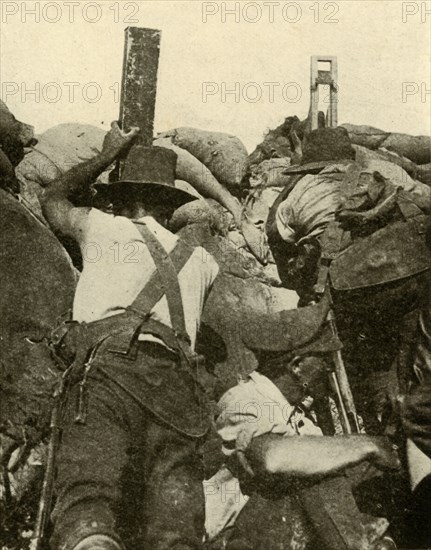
[16,123,108,216]
[354,145,431,201]
[155,136,269,264]
[156,127,249,194]
[342,123,431,184]
[172,195,285,287]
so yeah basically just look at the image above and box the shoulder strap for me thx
[132,221,193,343]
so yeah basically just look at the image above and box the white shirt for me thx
[276,163,349,244]
[276,159,429,245]
[73,208,219,349]
[204,372,321,542]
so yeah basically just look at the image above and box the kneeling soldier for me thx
[41,122,219,550]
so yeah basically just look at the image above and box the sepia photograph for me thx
[0,1,430,549]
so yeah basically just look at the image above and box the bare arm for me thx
[41,122,139,240]
[247,434,400,478]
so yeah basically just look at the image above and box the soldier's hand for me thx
[369,436,401,471]
[102,121,140,158]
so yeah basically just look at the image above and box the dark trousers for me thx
[51,343,206,550]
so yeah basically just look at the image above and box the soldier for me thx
[41,122,219,550]
[198,276,399,549]
[266,127,430,432]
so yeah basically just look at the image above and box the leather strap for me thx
[132,221,193,345]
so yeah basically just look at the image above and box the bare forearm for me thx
[39,122,139,238]
[43,151,114,202]
[247,434,377,478]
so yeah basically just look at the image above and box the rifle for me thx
[30,364,72,550]
[312,253,360,434]
[325,305,361,434]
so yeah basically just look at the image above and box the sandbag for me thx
[16,123,108,216]
[0,189,76,443]
[177,222,288,391]
[179,220,319,394]
[175,179,204,200]
[170,198,232,235]
[17,123,107,187]
[157,127,248,193]
[416,163,431,185]
[379,133,431,166]
[341,123,389,149]
[248,158,291,188]
[154,137,243,226]
[244,187,283,229]
[353,144,418,179]
[353,150,431,202]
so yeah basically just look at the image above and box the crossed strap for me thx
[131,221,194,346]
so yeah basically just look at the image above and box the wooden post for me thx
[310,56,338,131]
[118,27,161,176]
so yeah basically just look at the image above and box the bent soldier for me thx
[41,122,219,550]
[266,127,430,432]
[207,360,400,550]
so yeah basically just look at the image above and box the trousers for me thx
[50,342,206,550]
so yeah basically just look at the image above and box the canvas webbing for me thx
[132,221,193,343]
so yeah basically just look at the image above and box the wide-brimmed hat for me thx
[97,144,196,207]
[282,127,356,175]
[301,127,355,165]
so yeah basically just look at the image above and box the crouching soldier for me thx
[41,122,219,550]
[266,127,430,433]
[207,355,400,550]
